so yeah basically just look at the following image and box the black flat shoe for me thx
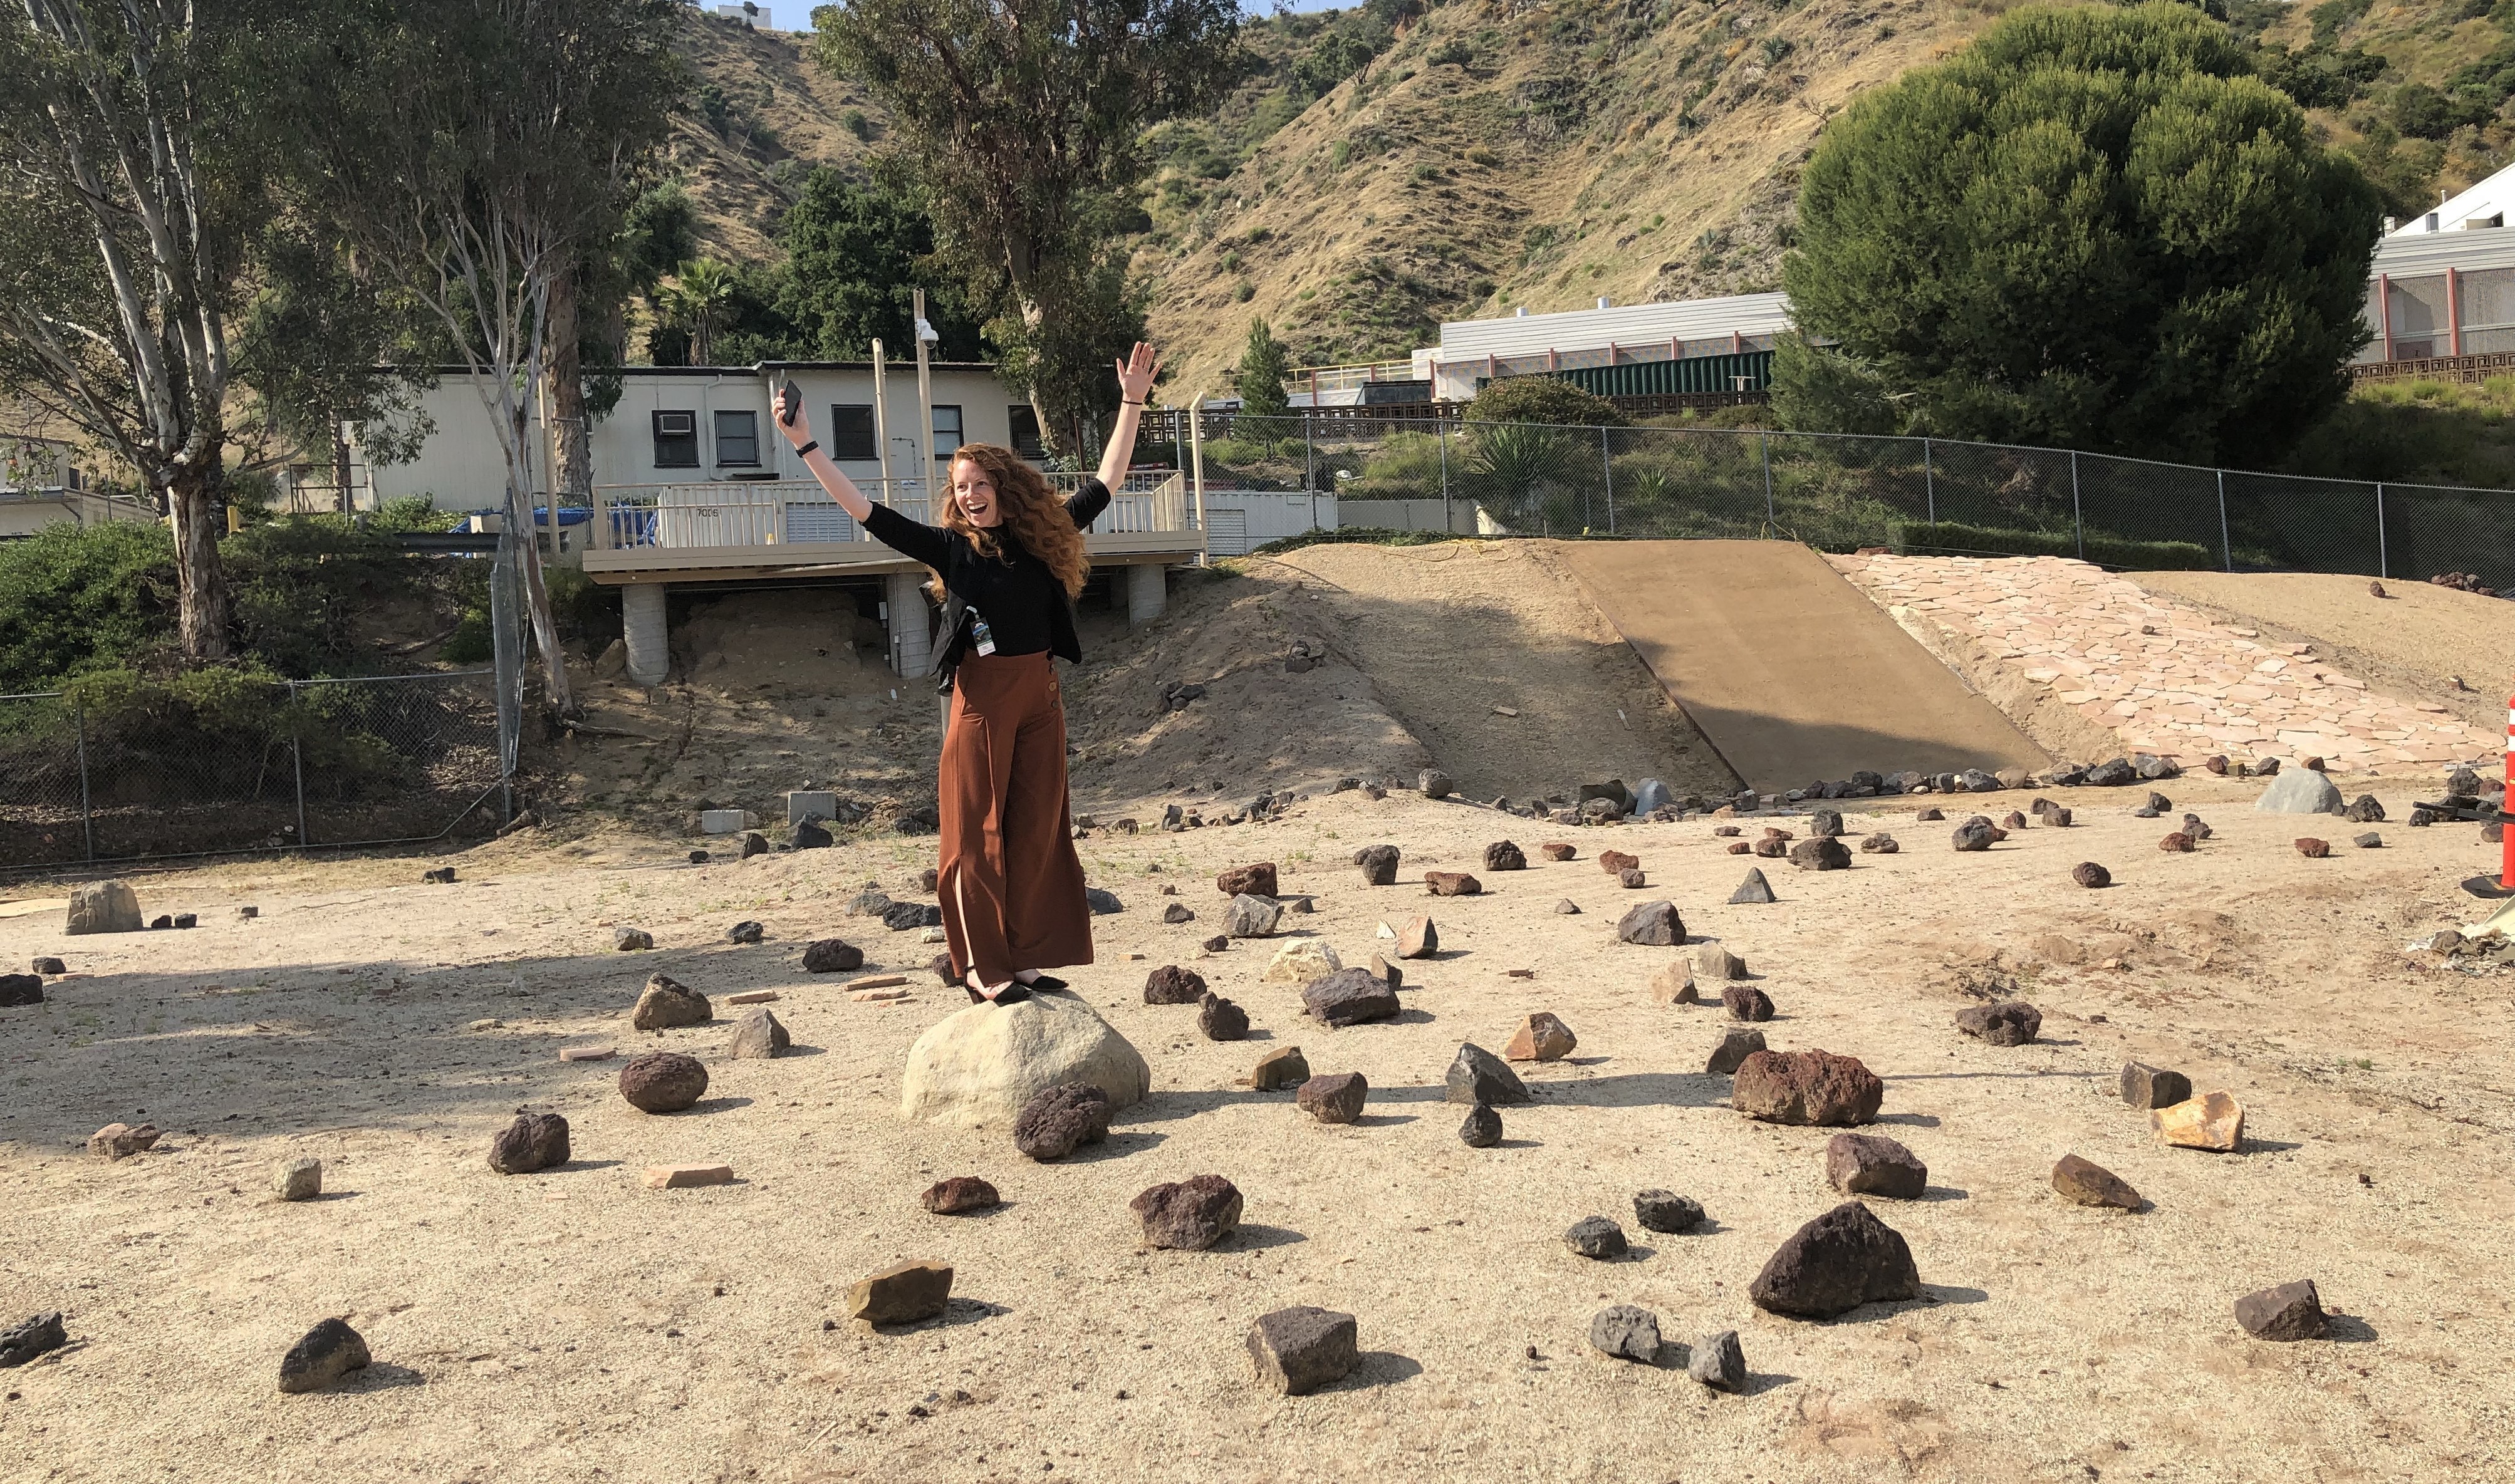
[965,987,985,1005]
[988,984,1033,1006]
[1020,974,1069,992]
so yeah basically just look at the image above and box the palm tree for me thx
[658,257,737,365]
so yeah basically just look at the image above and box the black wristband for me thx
[794,440,819,457]
[1122,400,1145,407]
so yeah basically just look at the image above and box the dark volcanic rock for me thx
[1732,1049,1883,1125]
[618,1052,709,1113]
[486,1111,571,1174]
[0,1312,68,1369]
[1706,1027,1767,1075]
[1722,984,1775,1022]
[1458,1103,1502,1147]
[1355,844,1401,885]
[2073,861,2113,888]
[2118,1062,2192,1109]
[1483,840,1527,871]
[1633,1190,1706,1233]
[1728,869,1778,904]
[1198,992,1250,1040]
[278,1317,372,1393]
[1808,807,1844,838]
[2235,1280,2330,1341]
[793,819,833,849]
[1615,900,1684,947]
[921,1176,1000,1213]
[1085,888,1124,915]
[1859,833,1900,854]
[1296,1071,1368,1124]
[1825,1132,1927,1198]
[2085,758,2137,787]
[1014,1082,1112,1160]
[1789,837,1851,871]
[2343,795,2385,824]
[1247,1306,1358,1395]
[1446,1042,1530,1104]
[802,938,865,973]
[882,900,944,931]
[1565,1216,1628,1258]
[1954,1000,2042,1046]
[0,974,42,1007]
[1589,1304,1660,1362]
[1688,1329,1747,1390]
[1144,964,1207,1005]
[1303,967,1401,1026]
[30,957,65,975]
[727,920,764,945]
[1950,821,1999,851]
[1131,1175,1244,1250]
[1749,1201,1922,1319]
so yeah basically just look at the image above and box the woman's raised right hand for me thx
[771,387,812,447]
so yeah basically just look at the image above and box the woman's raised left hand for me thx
[1115,341,1161,405]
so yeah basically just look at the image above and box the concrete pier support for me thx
[1125,563,1168,626]
[887,570,934,677]
[621,582,669,687]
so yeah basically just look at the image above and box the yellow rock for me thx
[2151,1091,2243,1151]
[1648,962,1698,1005]
[1261,938,1341,983]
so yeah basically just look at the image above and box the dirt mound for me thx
[669,589,893,698]
[1064,568,1430,811]
[1259,540,1741,802]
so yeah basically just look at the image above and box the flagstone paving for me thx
[1831,553,2496,776]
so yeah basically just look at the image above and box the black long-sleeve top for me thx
[861,477,1109,663]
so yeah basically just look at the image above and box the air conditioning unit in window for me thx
[656,411,694,437]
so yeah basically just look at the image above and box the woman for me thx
[772,343,1161,1005]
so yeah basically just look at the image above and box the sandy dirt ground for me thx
[2130,571,2515,739]
[6,774,2512,1484]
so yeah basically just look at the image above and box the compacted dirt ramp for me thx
[1556,539,2049,791]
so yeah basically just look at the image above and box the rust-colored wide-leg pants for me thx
[937,651,1093,987]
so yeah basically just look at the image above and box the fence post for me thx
[1760,433,1774,529]
[1600,424,1615,534]
[1923,437,1935,526]
[75,692,94,864]
[1304,412,1316,534]
[289,680,309,849]
[2217,468,2232,572]
[2070,450,2084,561]
[2375,482,2388,579]
[1439,420,1451,533]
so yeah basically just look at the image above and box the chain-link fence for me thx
[1168,409,2515,583]
[1,670,509,871]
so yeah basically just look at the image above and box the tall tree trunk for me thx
[1003,241,1065,459]
[165,458,232,662]
[544,265,593,505]
[502,402,576,716]
[330,416,353,515]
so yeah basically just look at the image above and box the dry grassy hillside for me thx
[664,15,888,263]
[1139,0,2009,395]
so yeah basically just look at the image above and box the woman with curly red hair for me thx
[774,343,1160,1004]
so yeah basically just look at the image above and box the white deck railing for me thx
[590,470,1192,553]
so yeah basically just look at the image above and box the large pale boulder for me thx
[65,880,142,935]
[900,994,1151,1126]
[2254,770,2343,816]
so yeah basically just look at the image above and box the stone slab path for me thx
[1831,553,2496,776]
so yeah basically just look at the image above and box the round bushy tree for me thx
[1780,3,2383,465]
[1464,375,1626,428]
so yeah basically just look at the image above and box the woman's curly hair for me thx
[925,443,1089,603]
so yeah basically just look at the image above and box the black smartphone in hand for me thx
[778,378,802,427]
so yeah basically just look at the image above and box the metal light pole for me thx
[872,337,892,506]
[913,289,938,512]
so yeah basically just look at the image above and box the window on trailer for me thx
[715,410,761,467]
[1007,405,1044,459]
[653,410,699,468]
[932,404,963,457]
[828,405,878,461]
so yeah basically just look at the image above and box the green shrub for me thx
[1898,522,2215,569]
[1463,376,1626,428]
[1252,526,1457,554]
[0,521,178,692]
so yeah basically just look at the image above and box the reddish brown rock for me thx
[1954,1000,2041,1046]
[618,1051,709,1113]
[1722,984,1774,1022]
[1130,1175,1244,1250]
[86,1122,160,1160]
[1296,1072,1368,1124]
[2235,1280,2329,1341]
[1598,850,1640,874]
[1143,963,1207,1005]
[1747,1201,1921,1318]
[1731,1049,1883,1126]
[1013,1082,1113,1160]
[1425,871,1482,896]
[921,1176,1001,1213]
[1502,1012,1576,1061]
[848,1260,953,1326]
[1539,842,1576,861]
[2050,1155,2143,1210]
[1217,863,1278,898]
[2158,831,2195,853]
[1397,915,1439,958]
[2294,837,2331,858]
[1825,1132,1927,1198]
[2072,861,2112,888]
[1482,841,1527,871]
[1726,841,1752,854]
[486,1111,571,1174]
[1752,836,1789,858]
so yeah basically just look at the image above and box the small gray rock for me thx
[1419,769,1454,800]
[725,1007,791,1059]
[1226,893,1283,938]
[0,1311,68,1369]
[1459,1103,1502,1147]
[1565,1216,1628,1259]
[1687,1329,1746,1389]
[273,1157,322,1201]
[1085,888,1124,915]
[613,926,653,952]
[727,920,764,944]
[1445,1042,1529,1105]
[1615,900,1684,947]
[1727,869,1777,905]
[1707,1027,1766,1075]
[1589,1304,1661,1362]
[1247,1305,1359,1395]
[2353,831,2382,848]
[2255,769,2345,816]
